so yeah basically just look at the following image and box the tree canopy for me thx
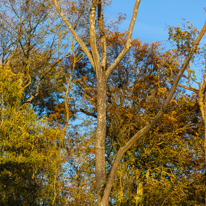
[0,0,206,205]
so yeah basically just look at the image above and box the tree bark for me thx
[96,69,107,205]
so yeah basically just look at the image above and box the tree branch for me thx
[52,0,95,69]
[177,83,198,93]
[98,0,107,68]
[198,81,206,121]
[64,39,76,134]
[102,20,206,204]
[79,108,97,118]
[90,0,100,73]
[105,0,141,79]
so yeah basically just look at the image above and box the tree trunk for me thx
[96,69,107,205]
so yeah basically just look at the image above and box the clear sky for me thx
[106,0,205,44]
[106,0,206,88]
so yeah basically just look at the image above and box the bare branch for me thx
[90,0,100,71]
[63,38,75,134]
[177,83,198,93]
[52,0,95,69]
[78,108,97,118]
[105,0,141,79]
[98,1,107,68]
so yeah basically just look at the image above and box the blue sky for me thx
[106,0,205,44]
[106,0,206,88]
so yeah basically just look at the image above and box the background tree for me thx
[0,0,72,116]
[0,63,70,205]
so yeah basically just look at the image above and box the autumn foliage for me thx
[0,0,206,205]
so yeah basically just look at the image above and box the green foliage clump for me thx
[0,66,68,205]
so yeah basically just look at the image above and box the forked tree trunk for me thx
[52,1,206,204]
